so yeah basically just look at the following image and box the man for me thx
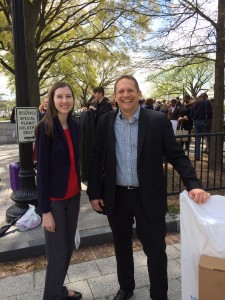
[178,94,193,150]
[89,86,112,124]
[87,75,210,300]
[190,93,213,160]
[80,86,112,181]
[167,98,180,135]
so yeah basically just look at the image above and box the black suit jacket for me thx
[87,107,202,221]
[36,117,80,213]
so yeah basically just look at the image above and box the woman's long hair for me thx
[35,82,75,138]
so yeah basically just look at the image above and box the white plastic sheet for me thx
[180,190,225,300]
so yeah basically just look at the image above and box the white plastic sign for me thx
[15,107,38,143]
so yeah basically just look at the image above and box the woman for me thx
[39,95,49,120]
[35,82,82,300]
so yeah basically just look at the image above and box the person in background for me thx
[35,82,82,300]
[175,96,182,108]
[143,98,154,110]
[33,95,49,162]
[39,95,49,120]
[154,100,162,111]
[161,99,169,114]
[168,99,180,135]
[178,94,193,150]
[10,106,17,139]
[110,100,118,111]
[10,106,16,124]
[138,99,145,107]
[87,75,210,300]
[190,92,213,160]
[89,86,112,124]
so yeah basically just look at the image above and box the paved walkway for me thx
[0,243,181,300]
[0,143,181,299]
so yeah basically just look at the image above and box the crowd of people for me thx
[138,93,213,159]
[32,76,211,300]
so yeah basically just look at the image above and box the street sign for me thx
[15,107,39,143]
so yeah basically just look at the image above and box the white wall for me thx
[0,122,17,144]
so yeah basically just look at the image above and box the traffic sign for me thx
[15,107,39,143]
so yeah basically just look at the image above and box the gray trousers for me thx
[43,194,80,300]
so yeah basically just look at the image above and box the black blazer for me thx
[87,107,202,221]
[36,117,80,213]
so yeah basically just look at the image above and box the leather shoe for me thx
[113,289,133,300]
[67,290,82,299]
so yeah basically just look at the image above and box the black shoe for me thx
[113,289,133,300]
[67,291,82,299]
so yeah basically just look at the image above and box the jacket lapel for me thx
[107,111,117,159]
[137,108,149,160]
[54,117,70,153]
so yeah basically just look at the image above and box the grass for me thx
[0,117,10,122]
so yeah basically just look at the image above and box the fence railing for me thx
[165,132,225,195]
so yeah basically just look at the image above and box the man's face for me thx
[170,100,176,107]
[93,92,103,102]
[183,96,190,104]
[114,78,140,115]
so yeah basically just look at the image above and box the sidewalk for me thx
[0,143,181,299]
[0,243,181,300]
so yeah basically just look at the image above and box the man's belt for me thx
[117,185,139,190]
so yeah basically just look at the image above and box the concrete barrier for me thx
[0,121,17,144]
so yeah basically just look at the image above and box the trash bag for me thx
[180,190,225,300]
[16,205,41,231]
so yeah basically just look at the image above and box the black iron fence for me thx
[165,132,225,195]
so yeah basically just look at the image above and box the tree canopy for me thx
[0,0,155,106]
[148,57,214,99]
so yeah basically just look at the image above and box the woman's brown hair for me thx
[35,82,74,138]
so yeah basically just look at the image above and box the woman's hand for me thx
[42,212,56,232]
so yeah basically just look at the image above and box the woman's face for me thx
[54,86,74,116]
[43,98,48,110]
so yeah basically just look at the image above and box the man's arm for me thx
[161,114,210,203]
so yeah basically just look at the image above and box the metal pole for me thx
[6,0,37,222]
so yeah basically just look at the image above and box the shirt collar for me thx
[118,105,140,121]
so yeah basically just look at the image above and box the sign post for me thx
[6,1,38,222]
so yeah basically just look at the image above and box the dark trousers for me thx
[107,187,168,300]
[194,119,211,159]
[43,194,80,300]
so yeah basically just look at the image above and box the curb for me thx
[0,213,180,263]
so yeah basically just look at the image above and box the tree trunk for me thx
[209,0,225,169]
[23,0,42,108]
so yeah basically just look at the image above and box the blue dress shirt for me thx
[114,106,140,186]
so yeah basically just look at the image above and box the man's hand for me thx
[89,105,96,111]
[42,212,55,232]
[188,189,211,204]
[91,199,104,212]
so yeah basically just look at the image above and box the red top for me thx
[50,128,80,200]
